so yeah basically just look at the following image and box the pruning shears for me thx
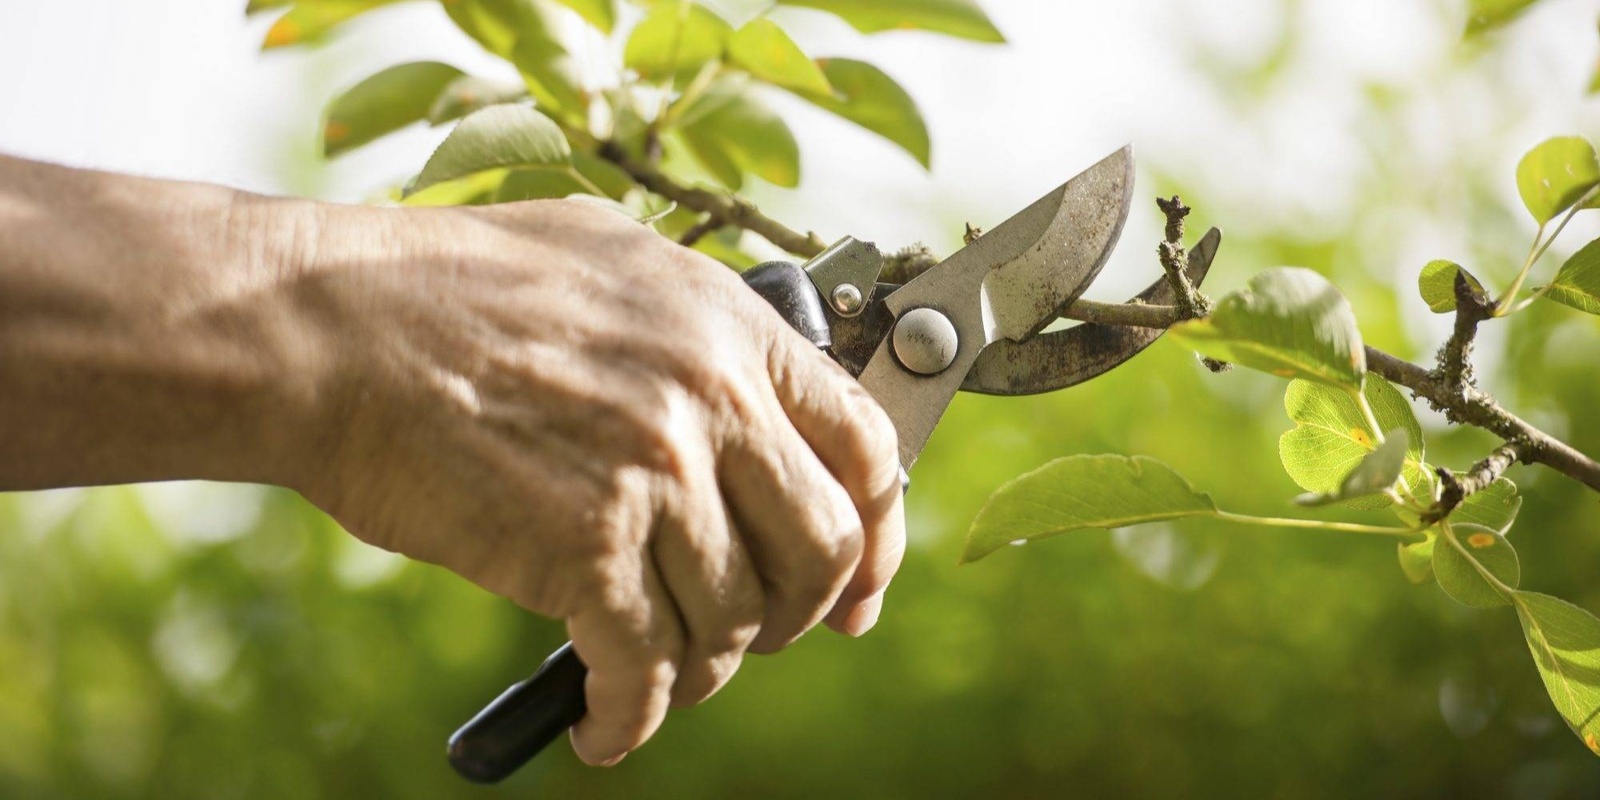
[446,146,1220,783]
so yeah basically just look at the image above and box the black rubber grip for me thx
[446,261,830,784]
[447,642,587,783]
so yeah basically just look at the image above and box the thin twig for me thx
[1156,196,1213,319]
[677,214,724,248]
[597,142,828,257]
[1426,442,1528,523]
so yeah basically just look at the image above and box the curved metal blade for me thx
[855,146,1138,468]
[961,227,1221,396]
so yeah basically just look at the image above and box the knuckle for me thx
[844,393,899,472]
[778,518,862,602]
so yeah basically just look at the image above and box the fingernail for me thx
[600,752,627,767]
[844,592,884,637]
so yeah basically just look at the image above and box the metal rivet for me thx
[830,283,864,315]
[892,308,959,375]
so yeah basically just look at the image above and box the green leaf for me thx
[679,81,800,189]
[322,62,466,157]
[1167,268,1366,390]
[246,0,293,13]
[496,151,635,201]
[440,0,586,117]
[1541,235,1600,315]
[728,19,833,98]
[1464,0,1540,35]
[1516,136,1600,225]
[804,59,930,169]
[779,0,1004,43]
[1513,592,1600,755]
[441,0,530,56]
[624,3,733,80]
[1295,429,1410,507]
[1398,535,1436,584]
[427,75,529,125]
[400,169,510,206]
[261,0,407,48]
[1434,523,1520,609]
[1417,260,1487,313]
[1278,377,1426,511]
[962,455,1218,564]
[547,0,615,32]
[1454,479,1522,533]
[1172,268,1368,388]
[510,34,588,117]
[407,104,571,197]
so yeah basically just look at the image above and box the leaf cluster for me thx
[965,132,1600,753]
[248,0,1001,260]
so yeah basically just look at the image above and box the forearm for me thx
[0,155,333,491]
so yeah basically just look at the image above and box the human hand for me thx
[289,199,906,765]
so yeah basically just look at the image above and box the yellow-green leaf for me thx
[779,0,1004,43]
[679,81,800,189]
[510,34,587,117]
[246,0,293,13]
[407,104,571,197]
[1513,591,1600,756]
[1278,377,1426,511]
[1516,136,1600,225]
[400,168,510,206]
[624,3,733,80]
[427,75,529,125]
[1417,259,1487,313]
[260,0,407,49]
[1465,0,1540,35]
[1295,429,1410,507]
[496,151,635,201]
[728,18,833,98]
[962,455,1218,564]
[1434,523,1519,609]
[547,0,615,32]
[1398,535,1436,584]
[323,61,466,157]
[1541,235,1600,315]
[805,58,930,169]
[1168,268,1366,390]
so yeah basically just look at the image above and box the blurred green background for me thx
[5,0,1600,797]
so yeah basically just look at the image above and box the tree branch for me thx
[1427,442,1528,522]
[677,214,724,248]
[1430,271,1494,392]
[598,142,828,257]
[1057,300,1600,493]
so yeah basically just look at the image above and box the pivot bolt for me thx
[892,307,959,375]
[830,283,864,315]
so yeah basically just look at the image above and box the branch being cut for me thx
[1156,196,1213,319]
[1059,300,1600,493]
[607,153,1599,494]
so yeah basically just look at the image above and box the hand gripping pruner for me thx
[447,146,1220,783]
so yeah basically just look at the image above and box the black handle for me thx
[446,261,827,784]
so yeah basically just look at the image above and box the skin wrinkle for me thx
[2,157,906,766]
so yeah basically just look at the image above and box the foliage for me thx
[967,127,1600,758]
[248,0,974,247]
